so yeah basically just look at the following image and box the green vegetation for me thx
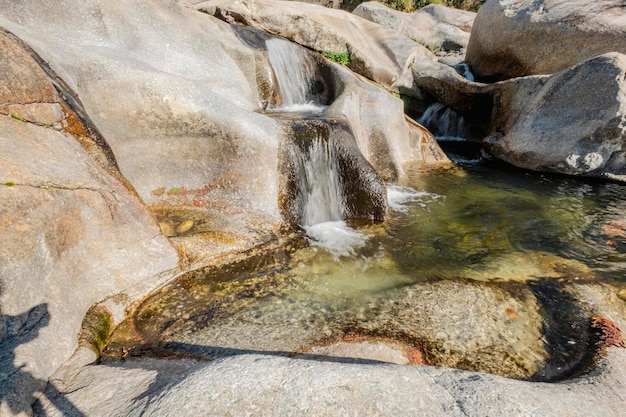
[79,305,113,355]
[167,186,185,195]
[2,182,16,186]
[322,51,351,66]
[345,0,485,12]
[10,114,25,122]
[417,40,444,53]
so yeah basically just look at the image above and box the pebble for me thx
[176,220,195,234]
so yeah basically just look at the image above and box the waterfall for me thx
[280,119,389,259]
[418,62,474,139]
[292,134,344,226]
[266,38,324,112]
[418,103,467,138]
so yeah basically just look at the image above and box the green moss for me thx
[2,182,15,186]
[167,186,185,195]
[417,40,444,54]
[322,51,351,66]
[79,305,113,356]
[10,114,25,122]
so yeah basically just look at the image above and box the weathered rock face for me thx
[486,53,626,182]
[198,0,435,93]
[0,29,179,415]
[353,2,475,52]
[466,0,626,81]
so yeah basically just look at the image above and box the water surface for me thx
[105,162,626,380]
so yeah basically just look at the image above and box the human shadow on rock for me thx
[0,303,85,416]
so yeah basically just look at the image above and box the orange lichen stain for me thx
[152,187,166,197]
[591,317,625,348]
[341,332,431,365]
[61,110,90,138]
[406,347,428,365]
[505,307,518,319]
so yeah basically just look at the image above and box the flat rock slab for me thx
[37,348,626,417]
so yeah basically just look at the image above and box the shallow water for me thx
[105,162,626,380]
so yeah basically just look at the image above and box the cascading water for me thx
[267,38,387,258]
[418,103,467,138]
[266,38,325,113]
[293,135,344,226]
[418,62,474,139]
[280,120,387,259]
[294,136,367,258]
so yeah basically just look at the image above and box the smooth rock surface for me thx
[198,0,435,92]
[486,53,626,182]
[466,0,626,81]
[0,115,179,415]
[36,348,626,417]
[353,2,475,52]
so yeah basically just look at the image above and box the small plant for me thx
[322,51,351,66]
[417,40,444,53]
[2,182,16,186]
[10,114,25,122]
[152,187,166,197]
[167,186,185,195]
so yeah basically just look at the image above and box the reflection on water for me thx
[104,163,626,381]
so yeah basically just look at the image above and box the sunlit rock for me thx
[466,0,626,81]
[353,2,475,53]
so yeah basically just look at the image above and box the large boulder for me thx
[466,0,626,81]
[353,2,475,52]
[486,53,626,182]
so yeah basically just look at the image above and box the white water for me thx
[456,63,474,81]
[294,135,344,226]
[266,38,325,112]
[418,102,468,138]
[387,185,440,212]
[304,221,368,260]
[418,62,474,138]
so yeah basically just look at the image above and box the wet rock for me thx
[466,0,626,81]
[278,118,388,227]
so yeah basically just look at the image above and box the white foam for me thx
[303,221,368,260]
[387,185,439,212]
[277,103,328,114]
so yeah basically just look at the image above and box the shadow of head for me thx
[1,303,50,346]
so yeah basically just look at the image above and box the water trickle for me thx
[455,62,474,82]
[266,38,325,112]
[418,62,474,139]
[418,103,467,139]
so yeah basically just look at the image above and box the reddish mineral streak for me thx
[591,317,625,348]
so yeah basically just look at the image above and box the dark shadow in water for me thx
[0,303,86,416]
[527,280,596,382]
